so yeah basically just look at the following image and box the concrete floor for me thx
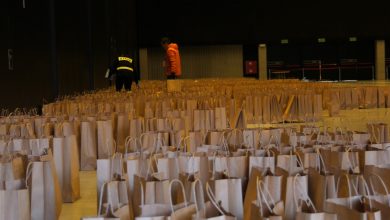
[59,107,390,219]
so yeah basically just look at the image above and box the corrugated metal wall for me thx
[144,45,243,80]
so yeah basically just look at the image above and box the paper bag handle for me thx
[124,136,134,155]
[367,123,378,144]
[178,135,189,153]
[256,177,276,216]
[293,173,317,213]
[368,173,390,206]
[192,178,205,213]
[227,128,243,149]
[206,182,227,216]
[125,136,143,156]
[335,126,346,145]
[315,148,328,174]
[185,154,197,176]
[169,179,188,215]
[25,162,33,190]
[97,182,108,216]
[336,174,356,209]
[293,151,305,170]
[211,152,231,179]
[354,175,373,210]
[344,148,358,173]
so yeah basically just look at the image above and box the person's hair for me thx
[161,37,171,45]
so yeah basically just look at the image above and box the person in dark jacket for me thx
[106,54,138,91]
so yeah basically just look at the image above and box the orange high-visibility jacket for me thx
[165,43,181,76]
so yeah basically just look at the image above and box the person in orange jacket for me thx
[161,37,181,79]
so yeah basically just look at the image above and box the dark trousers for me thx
[167,73,177,79]
[116,73,132,91]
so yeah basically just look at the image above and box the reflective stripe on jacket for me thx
[116,56,134,72]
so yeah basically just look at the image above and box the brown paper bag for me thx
[209,176,243,219]
[97,120,115,159]
[262,96,271,124]
[171,118,185,132]
[322,147,360,177]
[53,135,80,203]
[97,153,123,209]
[11,138,29,153]
[194,182,237,220]
[253,96,263,124]
[231,108,247,129]
[207,131,224,147]
[283,173,308,220]
[56,121,74,137]
[270,95,282,124]
[0,139,10,155]
[145,118,156,132]
[9,124,21,138]
[145,107,154,119]
[140,132,158,153]
[362,174,390,220]
[82,185,120,220]
[368,123,389,144]
[213,155,248,187]
[249,151,275,175]
[215,107,227,131]
[132,175,171,218]
[187,100,198,130]
[105,180,130,220]
[244,167,262,220]
[130,118,144,139]
[276,154,304,176]
[249,178,284,220]
[245,167,283,220]
[0,123,9,136]
[29,137,51,157]
[116,113,130,153]
[364,164,390,192]
[193,110,206,131]
[325,195,381,220]
[34,117,48,138]
[368,195,390,220]
[125,145,150,181]
[242,129,261,149]
[0,155,25,190]
[0,187,30,220]
[170,130,186,149]
[313,94,323,121]
[156,118,169,132]
[188,131,205,153]
[167,80,182,92]
[259,128,283,147]
[28,151,63,220]
[169,179,197,220]
[157,156,180,181]
[226,129,244,151]
[308,167,336,211]
[80,121,98,170]
[295,200,337,220]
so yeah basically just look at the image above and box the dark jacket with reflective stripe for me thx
[112,56,134,74]
[108,55,139,84]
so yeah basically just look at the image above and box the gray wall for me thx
[143,45,243,80]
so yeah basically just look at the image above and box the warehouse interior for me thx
[2,0,390,220]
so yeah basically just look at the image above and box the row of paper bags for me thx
[0,133,81,219]
[85,142,390,220]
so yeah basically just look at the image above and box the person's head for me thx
[161,37,171,50]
